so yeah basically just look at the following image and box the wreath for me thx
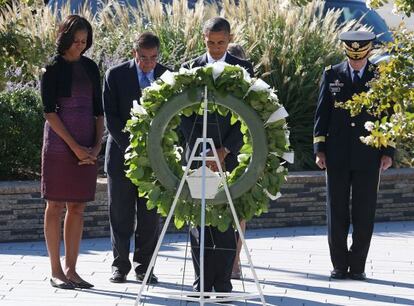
[125,63,293,232]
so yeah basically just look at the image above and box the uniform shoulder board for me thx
[325,65,332,71]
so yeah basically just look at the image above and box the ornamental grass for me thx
[1,0,359,172]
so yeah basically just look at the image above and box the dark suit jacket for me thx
[103,60,168,176]
[313,60,394,170]
[180,52,254,171]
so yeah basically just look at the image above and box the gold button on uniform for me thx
[351,122,355,127]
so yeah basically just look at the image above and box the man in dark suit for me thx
[314,31,394,281]
[103,32,168,284]
[180,17,254,293]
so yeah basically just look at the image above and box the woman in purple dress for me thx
[40,15,104,289]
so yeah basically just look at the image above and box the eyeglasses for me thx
[138,55,158,62]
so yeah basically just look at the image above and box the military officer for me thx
[313,31,395,280]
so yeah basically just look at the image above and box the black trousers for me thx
[190,225,237,292]
[108,175,159,275]
[326,167,380,273]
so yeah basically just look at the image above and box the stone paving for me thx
[0,221,413,306]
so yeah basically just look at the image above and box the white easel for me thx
[134,86,266,305]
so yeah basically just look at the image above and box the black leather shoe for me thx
[349,272,367,281]
[135,272,158,284]
[50,277,76,289]
[70,279,94,289]
[109,270,127,283]
[330,269,348,279]
[188,290,211,299]
[217,295,232,304]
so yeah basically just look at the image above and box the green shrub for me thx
[0,88,43,179]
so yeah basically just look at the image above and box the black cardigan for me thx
[40,55,103,116]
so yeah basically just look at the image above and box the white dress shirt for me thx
[348,62,367,82]
[207,52,227,64]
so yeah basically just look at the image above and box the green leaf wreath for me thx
[125,64,293,231]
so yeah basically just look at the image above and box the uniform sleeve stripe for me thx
[313,136,326,143]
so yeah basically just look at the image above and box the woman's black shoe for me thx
[70,279,94,289]
[50,277,76,289]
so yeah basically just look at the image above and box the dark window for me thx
[324,0,392,43]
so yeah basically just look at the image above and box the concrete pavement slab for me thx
[0,221,413,305]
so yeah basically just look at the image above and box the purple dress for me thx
[41,62,97,202]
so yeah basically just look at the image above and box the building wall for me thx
[1,169,414,242]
